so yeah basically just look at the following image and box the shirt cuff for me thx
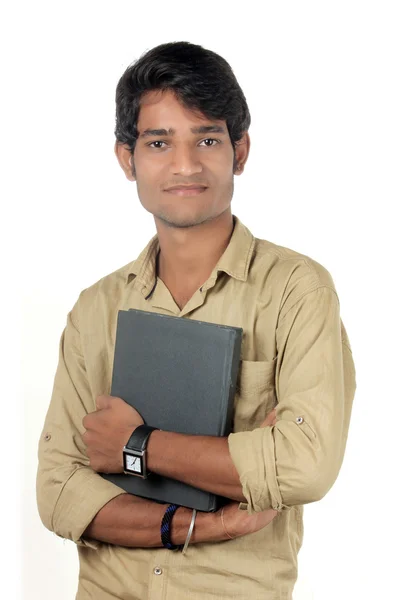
[51,466,127,549]
[228,428,290,514]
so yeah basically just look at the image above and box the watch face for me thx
[124,452,144,476]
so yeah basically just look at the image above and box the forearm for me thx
[147,431,246,502]
[83,493,220,548]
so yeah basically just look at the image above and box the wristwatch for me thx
[122,424,159,479]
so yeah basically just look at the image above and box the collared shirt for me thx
[36,214,356,599]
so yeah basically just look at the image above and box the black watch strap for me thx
[125,424,159,451]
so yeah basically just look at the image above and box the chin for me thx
[157,213,212,229]
[148,203,215,229]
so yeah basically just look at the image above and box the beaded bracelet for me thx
[161,504,183,551]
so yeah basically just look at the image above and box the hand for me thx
[82,395,144,473]
[215,501,278,540]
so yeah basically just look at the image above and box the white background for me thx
[3,1,399,598]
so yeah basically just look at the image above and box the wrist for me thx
[169,506,192,546]
[170,507,221,546]
[199,510,225,543]
[123,425,159,478]
[146,429,167,474]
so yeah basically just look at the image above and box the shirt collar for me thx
[123,214,256,291]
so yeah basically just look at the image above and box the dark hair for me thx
[115,41,251,170]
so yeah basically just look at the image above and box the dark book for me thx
[101,308,243,511]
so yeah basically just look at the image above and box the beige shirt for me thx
[36,214,356,599]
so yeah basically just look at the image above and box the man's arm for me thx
[147,433,245,501]
[146,410,278,502]
[82,493,278,548]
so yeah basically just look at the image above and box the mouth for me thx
[164,187,208,196]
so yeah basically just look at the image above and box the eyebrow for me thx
[139,125,227,139]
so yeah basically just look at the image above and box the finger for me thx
[261,409,276,427]
[95,395,110,410]
[82,410,100,429]
[267,408,277,425]
[81,429,91,445]
[82,413,94,430]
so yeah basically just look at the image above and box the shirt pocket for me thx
[233,357,278,432]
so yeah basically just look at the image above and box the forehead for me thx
[137,89,225,130]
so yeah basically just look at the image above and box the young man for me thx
[37,41,356,599]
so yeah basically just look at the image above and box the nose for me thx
[169,143,203,176]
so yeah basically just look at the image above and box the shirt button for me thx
[44,433,51,441]
[153,567,163,576]
[296,416,304,424]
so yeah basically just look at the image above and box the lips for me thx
[165,186,207,191]
[164,186,208,196]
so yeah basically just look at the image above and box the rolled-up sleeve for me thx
[228,285,356,514]
[36,295,127,548]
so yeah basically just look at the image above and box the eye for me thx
[147,141,167,149]
[146,138,220,149]
[199,138,220,147]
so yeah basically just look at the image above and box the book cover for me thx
[101,308,243,511]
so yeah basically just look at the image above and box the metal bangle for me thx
[182,509,197,555]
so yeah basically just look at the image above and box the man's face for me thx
[117,89,248,229]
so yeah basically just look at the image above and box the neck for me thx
[154,209,234,289]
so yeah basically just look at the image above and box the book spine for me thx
[218,330,242,437]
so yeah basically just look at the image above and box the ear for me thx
[114,142,136,182]
[234,131,250,175]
